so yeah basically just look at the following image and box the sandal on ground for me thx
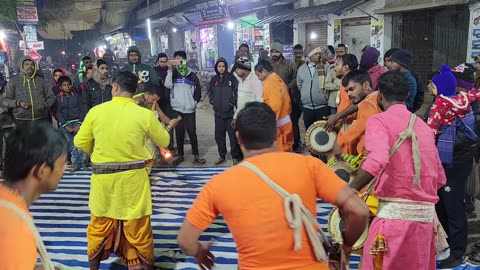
[214,158,226,165]
[193,156,206,164]
[172,156,185,166]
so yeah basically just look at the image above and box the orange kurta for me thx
[0,185,37,269]
[337,83,356,126]
[337,91,381,155]
[262,73,293,151]
[186,152,347,270]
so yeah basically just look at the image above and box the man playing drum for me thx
[332,70,381,156]
[177,102,369,270]
[349,71,447,270]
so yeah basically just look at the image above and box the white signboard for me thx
[19,40,44,51]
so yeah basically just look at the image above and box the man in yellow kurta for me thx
[74,70,170,270]
[255,60,293,151]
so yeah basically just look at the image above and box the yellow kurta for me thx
[74,96,170,220]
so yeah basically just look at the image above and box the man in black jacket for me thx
[208,58,242,165]
[81,59,112,120]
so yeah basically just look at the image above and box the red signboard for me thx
[27,49,42,62]
[17,6,39,24]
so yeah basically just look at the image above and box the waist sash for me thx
[91,160,146,174]
[376,197,434,223]
[276,115,291,127]
[375,196,449,254]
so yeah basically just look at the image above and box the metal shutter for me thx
[306,21,328,52]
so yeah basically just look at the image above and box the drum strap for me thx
[240,161,330,262]
[0,199,55,270]
[364,113,421,194]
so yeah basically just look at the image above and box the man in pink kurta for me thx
[350,71,447,270]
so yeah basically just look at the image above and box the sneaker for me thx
[437,255,463,269]
[468,250,480,265]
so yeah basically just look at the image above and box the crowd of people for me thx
[0,39,480,270]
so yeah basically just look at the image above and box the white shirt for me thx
[234,71,263,119]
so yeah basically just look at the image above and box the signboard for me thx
[19,40,44,51]
[17,6,39,24]
[17,0,35,5]
[23,25,37,41]
[196,0,229,25]
[27,49,42,62]
[471,7,480,60]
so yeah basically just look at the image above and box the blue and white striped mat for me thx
[32,167,478,270]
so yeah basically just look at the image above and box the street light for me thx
[147,18,152,40]
[227,22,235,29]
[0,31,5,40]
[172,27,177,33]
[310,32,318,40]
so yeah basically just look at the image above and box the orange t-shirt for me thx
[186,152,347,270]
[0,184,37,269]
[337,91,381,155]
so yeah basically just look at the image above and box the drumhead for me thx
[328,207,368,250]
[305,121,337,154]
[328,160,357,183]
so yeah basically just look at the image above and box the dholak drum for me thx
[305,121,337,155]
[328,207,369,251]
[327,154,363,183]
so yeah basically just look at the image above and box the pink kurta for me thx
[360,104,447,270]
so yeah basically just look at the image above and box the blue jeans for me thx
[61,124,87,168]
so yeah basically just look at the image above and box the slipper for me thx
[214,158,226,165]
[193,156,206,164]
[172,156,185,166]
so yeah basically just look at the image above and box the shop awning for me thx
[375,0,469,14]
[236,14,260,27]
[255,0,369,26]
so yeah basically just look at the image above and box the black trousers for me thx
[174,111,199,156]
[291,102,303,149]
[302,106,330,131]
[214,116,242,160]
[436,163,471,259]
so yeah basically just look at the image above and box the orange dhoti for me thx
[276,121,293,152]
[87,214,154,269]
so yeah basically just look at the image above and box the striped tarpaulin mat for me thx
[31,167,478,270]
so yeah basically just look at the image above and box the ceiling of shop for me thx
[37,0,144,40]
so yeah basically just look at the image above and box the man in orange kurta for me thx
[325,54,359,132]
[334,70,381,156]
[254,60,293,151]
